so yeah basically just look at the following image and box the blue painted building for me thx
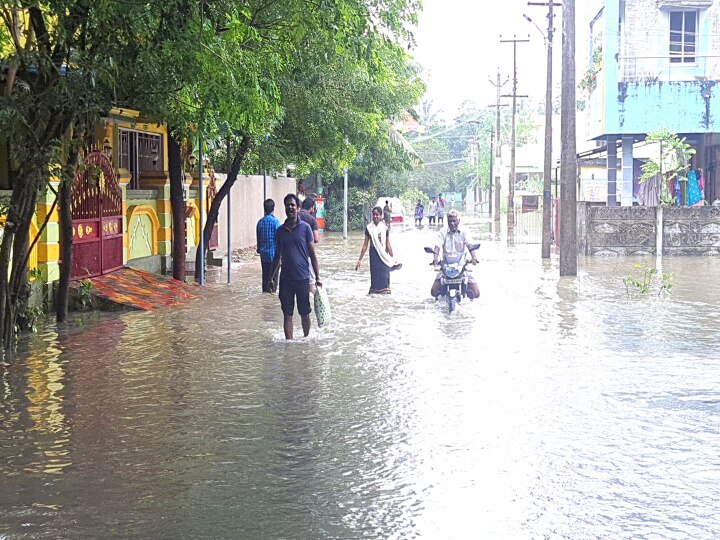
[584,0,720,205]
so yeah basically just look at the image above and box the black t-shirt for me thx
[275,220,313,281]
[298,210,318,234]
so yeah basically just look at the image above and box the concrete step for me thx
[206,249,227,267]
[184,248,227,271]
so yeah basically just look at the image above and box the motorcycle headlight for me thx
[444,266,460,279]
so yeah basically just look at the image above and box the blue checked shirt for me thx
[256,213,281,263]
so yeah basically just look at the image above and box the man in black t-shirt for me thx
[299,197,320,292]
[299,197,320,243]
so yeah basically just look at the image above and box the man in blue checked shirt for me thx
[256,199,281,293]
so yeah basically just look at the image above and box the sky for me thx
[411,0,593,122]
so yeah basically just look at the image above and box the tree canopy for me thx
[0,0,424,347]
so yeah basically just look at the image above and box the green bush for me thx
[324,187,377,232]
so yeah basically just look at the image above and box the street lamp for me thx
[523,14,546,45]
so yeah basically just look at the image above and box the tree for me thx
[640,128,696,206]
[199,2,424,239]
[0,1,128,345]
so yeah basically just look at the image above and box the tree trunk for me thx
[168,133,187,281]
[194,135,251,281]
[56,175,73,322]
[0,228,15,349]
[7,198,35,338]
[55,127,83,323]
[0,169,39,349]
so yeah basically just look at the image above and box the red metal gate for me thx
[70,152,124,280]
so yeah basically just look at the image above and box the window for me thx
[119,129,164,189]
[669,11,697,63]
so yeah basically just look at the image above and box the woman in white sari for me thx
[355,207,401,294]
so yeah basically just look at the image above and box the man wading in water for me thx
[270,193,322,339]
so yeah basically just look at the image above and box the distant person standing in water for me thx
[270,193,321,339]
[256,198,281,293]
[383,200,392,227]
[297,180,307,203]
[299,197,320,293]
[437,193,446,226]
[414,199,424,227]
[427,196,438,227]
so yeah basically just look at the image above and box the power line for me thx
[410,114,490,143]
[421,157,470,166]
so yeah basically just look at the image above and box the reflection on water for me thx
[25,342,70,476]
[2,217,720,539]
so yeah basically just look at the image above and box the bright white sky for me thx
[412,0,592,122]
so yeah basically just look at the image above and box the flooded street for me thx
[2,217,720,539]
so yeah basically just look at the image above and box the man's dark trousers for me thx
[261,261,277,292]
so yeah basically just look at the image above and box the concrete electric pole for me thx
[488,129,494,220]
[489,70,509,226]
[559,0,577,276]
[527,1,561,259]
[500,36,529,245]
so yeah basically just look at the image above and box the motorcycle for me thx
[424,243,480,313]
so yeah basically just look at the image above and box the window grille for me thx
[119,129,164,189]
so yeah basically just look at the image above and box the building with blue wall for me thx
[583,0,720,205]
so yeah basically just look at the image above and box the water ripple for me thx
[1,223,720,538]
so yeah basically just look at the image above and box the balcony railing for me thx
[618,54,718,83]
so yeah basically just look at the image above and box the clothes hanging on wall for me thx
[708,164,717,203]
[674,175,683,206]
[687,169,704,206]
[636,176,661,206]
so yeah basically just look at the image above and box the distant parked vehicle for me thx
[375,197,405,226]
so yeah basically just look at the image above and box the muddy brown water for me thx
[2,217,719,538]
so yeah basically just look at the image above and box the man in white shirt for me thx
[431,210,480,299]
[427,196,438,226]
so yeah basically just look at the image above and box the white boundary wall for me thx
[216,174,297,252]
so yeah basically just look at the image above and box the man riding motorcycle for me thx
[431,210,480,299]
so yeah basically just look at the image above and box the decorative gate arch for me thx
[70,152,123,280]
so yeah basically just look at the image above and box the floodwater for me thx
[2,217,720,539]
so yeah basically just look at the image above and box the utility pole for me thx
[343,138,349,239]
[527,1,561,259]
[467,120,489,217]
[474,139,481,213]
[489,70,509,225]
[343,166,348,239]
[488,129,494,220]
[500,37,529,244]
[560,0,577,276]
[198,133,205,285]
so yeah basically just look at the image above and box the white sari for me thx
[366,221,400,268]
